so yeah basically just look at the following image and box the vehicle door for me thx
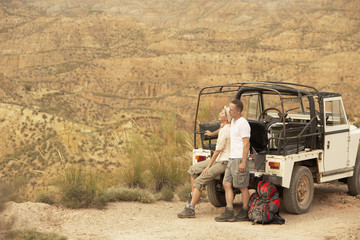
[323,97,350,173]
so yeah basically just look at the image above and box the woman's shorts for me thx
[188,159,228,190]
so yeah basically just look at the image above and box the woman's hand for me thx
[201,165,210,176]
[204,130,212,136]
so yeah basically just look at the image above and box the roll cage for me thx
[193,81,329,155]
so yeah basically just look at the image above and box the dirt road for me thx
[1,182,359,240]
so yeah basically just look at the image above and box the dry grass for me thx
[54,167,107,209]
[5,229,67,240]
[122,114,192,192]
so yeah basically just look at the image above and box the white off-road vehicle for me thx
[193,82,360,214]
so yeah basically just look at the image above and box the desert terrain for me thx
[0,0,360,239]
[1,0,360,186]
[1,182,360,240]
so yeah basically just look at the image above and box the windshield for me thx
[242,92,315,122]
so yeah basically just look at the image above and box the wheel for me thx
[347,152,360,196]
[283,166,314,214]
[207,180,226,207]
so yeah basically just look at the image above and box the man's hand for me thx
[238,161,246,172]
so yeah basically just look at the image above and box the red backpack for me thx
[248,181,285,224]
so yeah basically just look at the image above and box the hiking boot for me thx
[214,207,235,222]
[235,208,249,221]
[177,206,195,218]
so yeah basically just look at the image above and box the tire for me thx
[347,152,360,196]
[283,166,314,214]
[207,180,226,207]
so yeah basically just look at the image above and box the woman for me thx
[177,106,231,218]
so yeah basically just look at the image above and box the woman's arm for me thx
[201,150,221,176]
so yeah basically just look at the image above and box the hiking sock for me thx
[226,205,234,211]
[186,204,195,210]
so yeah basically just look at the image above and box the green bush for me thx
[24,83,32,91]
[105,187,155,203]
[5,229,67,240]
[176,182,192,202]
[157,186,174,201]
[35,191,55,205]
[54,167,107,209]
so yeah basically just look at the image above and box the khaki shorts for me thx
[188,159,228,190]
[223,158,250,188]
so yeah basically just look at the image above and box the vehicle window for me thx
[262,94,312,121]
[324,99,347,126]
[241,93,260,120]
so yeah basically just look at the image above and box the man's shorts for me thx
[188,159,228,190]
[223,158,250,188]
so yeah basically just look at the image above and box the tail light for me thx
[269,162,280,170]
[195,155,207,162]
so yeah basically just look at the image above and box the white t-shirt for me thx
[230,117,251,158]
[215,124,231,162]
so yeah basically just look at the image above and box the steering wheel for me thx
[258,107,283,121]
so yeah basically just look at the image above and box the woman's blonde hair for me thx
[224,106,231,122]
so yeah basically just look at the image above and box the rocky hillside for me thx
[0,0,359,195]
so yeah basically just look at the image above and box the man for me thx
[177,107,231,218]
[215,99,251,222]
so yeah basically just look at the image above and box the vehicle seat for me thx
[270,122,310,154]
[248,120,268,153]
[199,121,221,151]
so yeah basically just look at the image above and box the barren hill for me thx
[0,0,359,194]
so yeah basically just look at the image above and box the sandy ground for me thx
[1,182,360,240]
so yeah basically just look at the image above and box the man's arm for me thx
[238,137,250,172]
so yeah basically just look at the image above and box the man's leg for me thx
[215,161,235,222]
[234,187,250,221]
[240,187,250,208]
[234,159,251,222]
[214,181,235,222]
[224,181,234,209]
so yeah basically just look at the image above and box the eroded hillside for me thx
[0,0,359,195]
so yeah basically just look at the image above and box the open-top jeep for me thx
[193,82,360,214]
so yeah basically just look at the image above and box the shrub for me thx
[157,186,174,201]
[176,182,192,202]
[54,167,107,209]
[35,191,55,205]
[105,187,155,203]
[24,83,32,91]
[5,229,67,240]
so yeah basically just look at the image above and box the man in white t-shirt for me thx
[215,99,251,222]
